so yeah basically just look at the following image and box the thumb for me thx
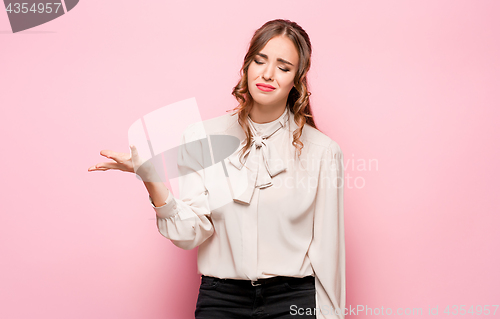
[129,144,143,167]
[129,144,140,160]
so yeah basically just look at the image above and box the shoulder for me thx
[300,123,342,156]
[300,125,343,175]
[181,111,240,143]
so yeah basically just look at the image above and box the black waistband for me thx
[202,275,314,286]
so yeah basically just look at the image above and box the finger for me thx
[129,144,138,156]
[101,150,129,163]
[88,166,109,172]
[88,165,109,171]
[90,162,124,171]
[129,144,141,161]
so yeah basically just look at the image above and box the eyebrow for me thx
[256,53,294,67]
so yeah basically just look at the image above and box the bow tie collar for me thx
[227,108,290,205]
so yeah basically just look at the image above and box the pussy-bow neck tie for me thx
[227,109,289,204]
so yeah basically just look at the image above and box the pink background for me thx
[1,0,499,318]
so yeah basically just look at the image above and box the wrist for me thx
[135,160,163,182]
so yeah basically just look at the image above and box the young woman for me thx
[89,19,346,319]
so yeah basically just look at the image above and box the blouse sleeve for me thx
[308,141,346,319]
[148,124,214,251]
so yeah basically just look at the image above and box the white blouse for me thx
[149,107,346,318]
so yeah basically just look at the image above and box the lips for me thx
[256,83,276,92]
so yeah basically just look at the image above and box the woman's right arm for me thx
[88,144,170,206]
[88,127,214,250]
[143,179,171,208]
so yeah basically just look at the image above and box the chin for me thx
[252,98,276,108]
[250,93,276,106]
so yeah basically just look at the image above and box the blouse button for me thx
[253,135,263,148]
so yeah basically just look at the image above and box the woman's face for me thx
[247,35,299,111]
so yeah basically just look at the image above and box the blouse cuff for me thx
[148,191,179,219]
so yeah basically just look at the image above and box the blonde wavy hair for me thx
[229,19,319,164]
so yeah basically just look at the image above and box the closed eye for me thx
[254,59,290,72]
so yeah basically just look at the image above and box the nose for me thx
[262,64,275,82]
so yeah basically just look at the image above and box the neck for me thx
[249,103,287,124]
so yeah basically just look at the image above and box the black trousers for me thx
[195,275,317,319]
